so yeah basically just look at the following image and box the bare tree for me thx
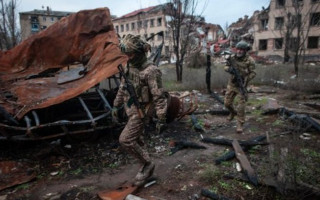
[166,0,202,82]
[279,0,320,76]
[0,0,20,50]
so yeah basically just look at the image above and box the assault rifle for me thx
[147,31,164,66]
[225,55,248,101]
[117,64,144,119]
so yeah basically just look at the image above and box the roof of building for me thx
[20,9,73,16]
[116,5,157,19]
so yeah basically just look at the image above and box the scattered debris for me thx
[98,184,138,200]
[125,194,147,200]
[201,189,233,200]
[202,137,268,147]
[279,107,320,132]
[191,114,205,132]
[169,140,206,154]
[232,140,258,186]
[214,135,266,165]
[0,161,36,191]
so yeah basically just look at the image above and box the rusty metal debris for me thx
[0,8,127,141]
[0,161,36,191]
[0,8,188,141]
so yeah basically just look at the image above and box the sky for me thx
[17,0,270,27]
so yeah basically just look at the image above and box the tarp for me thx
[0,8,127,119]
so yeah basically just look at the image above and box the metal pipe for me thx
[0,125,116,141]
[0,111,110,131]
[24,115,32,135]
[32,111,40,126]
[96,88,112,110]
[78,97,95,126]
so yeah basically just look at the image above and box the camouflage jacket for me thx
[227,54,256,87]
[113,61,167,120]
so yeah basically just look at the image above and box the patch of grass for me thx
[272,119,284,127]
[220,161,233,167]
[199,165,222,185]
[218,180,232,191]
[70,168,82,175]
[80,186,96,192]
[300,148,320,158]
[16,183,31,190]
[108,162,119,169]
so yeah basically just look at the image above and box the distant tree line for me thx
[0,0,20,50]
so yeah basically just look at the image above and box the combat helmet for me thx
[119,34,150,54]
[236,40,251,51]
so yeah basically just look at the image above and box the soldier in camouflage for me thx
[224,40,256,133]
[112,34,168,186]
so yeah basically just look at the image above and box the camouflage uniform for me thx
[224,53,256,130]
[113,34,167,184]
[113,61,167,163]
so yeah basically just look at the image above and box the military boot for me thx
[236,121,244,133]
[134,162,155,186]
[227,112,237,121]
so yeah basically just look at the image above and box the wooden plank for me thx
[232,139,258,186]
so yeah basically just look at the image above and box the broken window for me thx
[260,18,269,30]
[31,23,39,32]
[310,12,320,26]
[138,21,142,29]
[115,25,119,33]
[259,39,268,50]
[289,37,298,50]
[276,0,286,7]
[275,17,284,30]
[131,22,135,30]
[51,17,55,22]
[43,16,46,21]
[126,23,129,31]
[274,38,283,49]
[120,24,124,32]
[165,45,169,55]
[165,30,169,39]
[157,17,162,26]
[292,0,303,6]
[290,14,302,27]
[150,19,155,27]
[144,20,148,28]
[307,36,319,48]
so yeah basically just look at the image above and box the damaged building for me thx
[252,0,320,62]
[19,7,74,41]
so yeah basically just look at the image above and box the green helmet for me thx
[236,40,250,51]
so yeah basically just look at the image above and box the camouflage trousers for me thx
[119,104,150,165]
[224,84,246,124]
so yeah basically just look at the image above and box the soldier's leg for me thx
[224,86,237,121]
[236,94,246,133]
[119,113,150,164]
[119,106,154,184]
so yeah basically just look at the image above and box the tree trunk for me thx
[206,54,211,93]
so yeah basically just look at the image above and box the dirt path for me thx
[1,86,320,200]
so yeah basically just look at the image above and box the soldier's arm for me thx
[113,78,126,107]
[146,67,167,120]
[246,57,256,83]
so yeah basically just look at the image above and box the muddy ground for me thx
[0,86,319,200]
